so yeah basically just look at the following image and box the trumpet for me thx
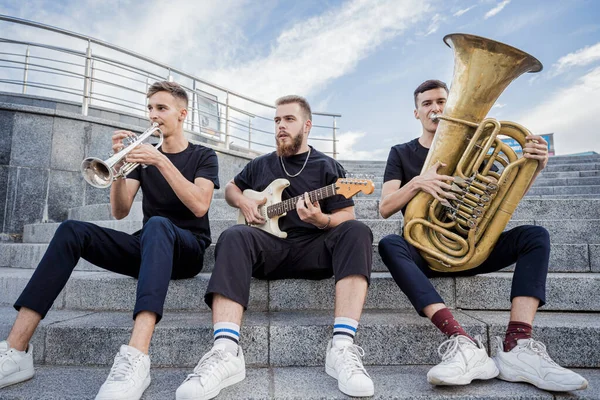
[80,122,163,188]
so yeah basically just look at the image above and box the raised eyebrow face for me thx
[147,102,169,110]
[420,97,447,107]
[274,114,297,122]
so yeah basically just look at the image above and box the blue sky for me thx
[1,0,599,159]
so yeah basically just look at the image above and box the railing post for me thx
[167,69,173,82]
[332,116,338,159]
[225,92,230,149]
[22,46,30,94]
[81,40,92,116]
[145,75,151,119]
[248,116,252,149]
[89,59,95,107]
[192,80,197,133]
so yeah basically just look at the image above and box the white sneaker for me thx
[176,346,246,400]
[0,340,34,389]
[325,340,374,397]
[493,336,588,392]
[427,335,498,386]
[95,345,151,400]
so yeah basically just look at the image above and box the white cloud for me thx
[550,42,600,76]
[454,5,476,17]
[484,0,510,19]
[424,13,444,36]
[492,103,506,109]
[312,130,389,160]
[203,0,432,105]
[519,66,600,155]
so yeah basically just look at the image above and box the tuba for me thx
[81,122,163,188]
[403,33,543,272]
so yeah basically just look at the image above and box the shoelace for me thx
[437,335,474,363]
[107,351,137,381]
[186,348,228,383]
[338,344,370,377]
[524,339,560,367]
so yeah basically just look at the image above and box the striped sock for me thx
[333,317,358,346]
[213,322,240,355]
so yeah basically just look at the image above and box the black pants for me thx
[14,217,205,323]
[205,220,373,308]
[378,225,550,316]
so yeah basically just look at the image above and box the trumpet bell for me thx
[81,157,113,188]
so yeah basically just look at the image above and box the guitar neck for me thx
[266,183,337,218]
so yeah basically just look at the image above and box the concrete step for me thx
[512,199,600,219]
[1,268,599,313]
[543,163,600,173]
[24,217,599,245]
[21,218,403,244]
[526,185,600,196]
[67,198,600,225]
[1,241,596,274]
[2,364,597,399]
[1,307,599,369]
[533,176,600,187]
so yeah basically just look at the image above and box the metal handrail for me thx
[0,14,341,157]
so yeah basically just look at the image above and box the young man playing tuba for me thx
[0,81,220,400]
[378,79,588,392]
[175,95,375,399]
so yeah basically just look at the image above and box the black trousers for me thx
[378,225,550,316]
[205,220,373,308]
[14,217,205,323]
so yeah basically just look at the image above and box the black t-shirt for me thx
[234,146,353,239]
[383,138,428,216]
[128,142,220,248]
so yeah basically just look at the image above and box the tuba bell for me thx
[403,33,543,272]
[81,122,163,188]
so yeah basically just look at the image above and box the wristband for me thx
[318,215,331,230]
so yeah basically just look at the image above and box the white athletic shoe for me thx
[176,345,246,400]
[427,335,499,386]
[493,336,588,392]
[0,340,34,389]
[95,345,151,400]
[325,340,374,397]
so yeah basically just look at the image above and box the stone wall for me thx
[0,95,254,240]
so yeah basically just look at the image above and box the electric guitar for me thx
[237,178,375,238]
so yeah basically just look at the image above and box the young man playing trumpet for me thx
[0,81,219,400]
[378,79,587,392]
[175,95,374,399]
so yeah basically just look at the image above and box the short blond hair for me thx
[275,95,312,121]
[147,81,188,108]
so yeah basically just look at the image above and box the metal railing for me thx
[0,15,340,158]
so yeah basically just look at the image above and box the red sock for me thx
[431,308,474,341]
[504,321,532,352]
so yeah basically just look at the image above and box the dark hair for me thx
[413,80,448,107]
[275,95,312,121]
[147,81,188,108]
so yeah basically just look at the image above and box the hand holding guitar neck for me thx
[297,191,326,227]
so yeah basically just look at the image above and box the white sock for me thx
[333,317,358,347]
[213,322,240,355]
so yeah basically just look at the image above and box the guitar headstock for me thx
[335,178,375,198]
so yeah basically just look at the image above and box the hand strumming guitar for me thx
[239,195,267,225]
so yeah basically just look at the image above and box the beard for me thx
[276,130,304,157]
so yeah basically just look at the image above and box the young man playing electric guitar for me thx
[175,95,375,399]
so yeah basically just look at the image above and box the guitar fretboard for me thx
[266,184,337,218]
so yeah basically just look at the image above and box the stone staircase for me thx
[1,154,599,399]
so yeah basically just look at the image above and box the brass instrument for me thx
[403,33,543,272]
[80,122,163,188]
